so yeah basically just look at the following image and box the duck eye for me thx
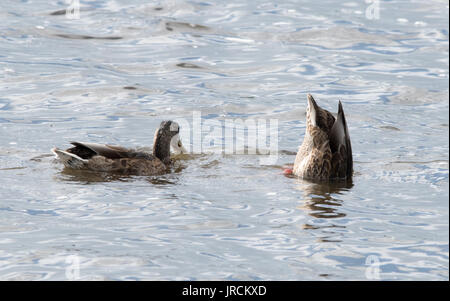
[178,141,182,147]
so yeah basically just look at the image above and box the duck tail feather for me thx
[51,147,88,169]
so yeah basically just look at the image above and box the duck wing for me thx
[68,142,134,159]
[329,101,353,179]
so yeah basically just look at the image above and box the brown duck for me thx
[293,94,353,181]
[51,120,187,176]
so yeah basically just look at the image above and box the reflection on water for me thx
[56,161,186,185]
[296,178,353,219]
[56,167,133,183]
[294,178,353,242]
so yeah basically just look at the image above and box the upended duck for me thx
[52,120,187,176]
[293,94,353,181]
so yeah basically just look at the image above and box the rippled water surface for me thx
[0,0,448,280]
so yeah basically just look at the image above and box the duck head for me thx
[153,120,187,164]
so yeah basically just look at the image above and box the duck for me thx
[293,94,353,181]
[51,120,187,176]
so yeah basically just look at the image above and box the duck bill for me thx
[170,133,188,154]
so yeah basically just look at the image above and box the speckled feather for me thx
[293,94,352,181]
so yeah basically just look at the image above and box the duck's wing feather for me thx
[329,101,353,179]
[68,142,132,159]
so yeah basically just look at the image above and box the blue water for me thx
[0,0,448,280]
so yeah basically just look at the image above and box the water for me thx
[0,0,448,280]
